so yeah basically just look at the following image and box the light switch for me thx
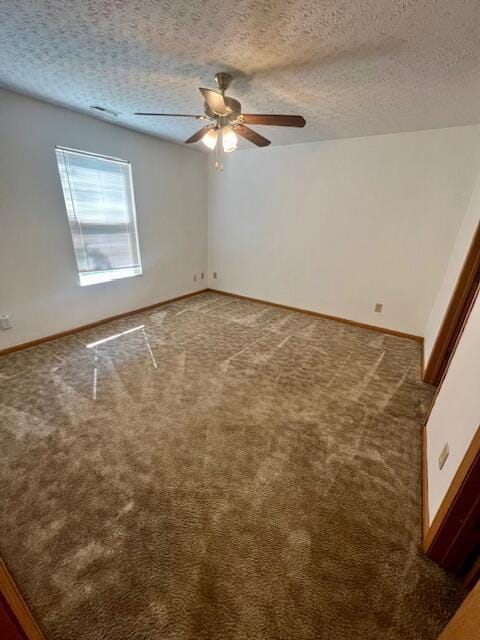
[439,443,449,470]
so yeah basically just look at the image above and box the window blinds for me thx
[55,147,142,286]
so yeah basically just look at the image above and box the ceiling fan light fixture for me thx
[202,128,218,150]
[222,126,237,153]
[135,73,305,150]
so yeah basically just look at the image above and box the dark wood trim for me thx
[423,426,480,575]
[437,578,480,640]
[207,289,423,342]
[423,222,480,386]
[422,252,479,578]
[422,426,430,541]
[464,553,480,591]
[423,284,479,428]
[0,289,208,356]
[0,593,27,639]
[0,559,45,640]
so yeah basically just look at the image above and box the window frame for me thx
[55,145,143,287]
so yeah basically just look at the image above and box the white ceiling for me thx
[1,0,480,149]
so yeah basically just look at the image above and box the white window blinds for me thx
[55,146,142,286]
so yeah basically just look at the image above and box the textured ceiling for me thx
[1,0,480,149]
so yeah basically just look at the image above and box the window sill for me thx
[79,267,142,287]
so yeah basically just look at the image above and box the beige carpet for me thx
[0,292,463,639]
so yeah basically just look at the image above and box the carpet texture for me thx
[0,292,463,639]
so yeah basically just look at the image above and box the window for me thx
[55,146,142,286]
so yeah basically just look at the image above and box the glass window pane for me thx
[55,147,142,286]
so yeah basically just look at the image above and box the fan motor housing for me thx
[204,96,242,121]
[215,72,232,93]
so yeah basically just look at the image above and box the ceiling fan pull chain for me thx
[214,130,224,172]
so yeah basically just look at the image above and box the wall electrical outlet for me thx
[438,443,449,470]
[201,273,205,279]
[213,272,218,279]
[193,274,197,282]
[374,303,383,313]
[0,314,12,330]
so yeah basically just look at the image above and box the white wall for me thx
[208,127,480,336]
[423,161,480,525]
[2,89,479,349]
[424,170,480,364]
[426,292,480,522]
[0,89,208,349]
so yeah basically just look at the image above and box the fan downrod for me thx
[215,72,232,94]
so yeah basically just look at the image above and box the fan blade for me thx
[135,113,205,118]
[234,125,271,147]
[241,114,306,128]
[199,88,228,115]
[185,126,214,144]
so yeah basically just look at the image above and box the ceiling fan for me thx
[135,72,306,153]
